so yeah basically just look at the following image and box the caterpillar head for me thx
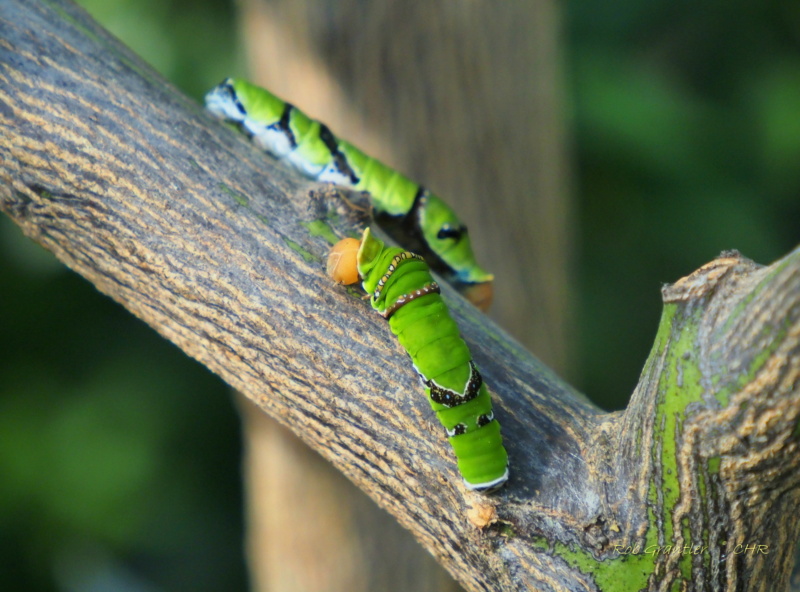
[417,194,493,285]
[327,228,493,311]
[326,228,389,293]
[326,228,381,285]
[326,237,361,285]
[416,194,493,310]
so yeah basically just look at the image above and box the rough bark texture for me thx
[239,0,574,370]
[1,2,799,591]
[235,1,571,590]
[238,393,462,592]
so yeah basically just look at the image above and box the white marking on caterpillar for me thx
[371,251,425,301]
[426,361,483,407]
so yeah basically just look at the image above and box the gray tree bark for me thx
[1,1,799,591]
[235,1,571,590]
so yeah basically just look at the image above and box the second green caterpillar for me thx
[205,78,493,310]
[328,229,509,492]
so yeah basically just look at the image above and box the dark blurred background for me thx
[1,0,798,589]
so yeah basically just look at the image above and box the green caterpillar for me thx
[206,78,494,310]
[328,229,508,492]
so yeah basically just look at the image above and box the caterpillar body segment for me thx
[328,228,508,492]
[206,78,494,309]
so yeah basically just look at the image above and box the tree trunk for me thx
[234,1,571,589]
[1,1,799,591]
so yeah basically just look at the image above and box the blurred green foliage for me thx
[569,0,800,408]
[1,0,247,590]
[1,0,798,590]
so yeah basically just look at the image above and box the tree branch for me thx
[1,1,798,590]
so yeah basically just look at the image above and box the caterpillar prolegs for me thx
[205,78,494,311]
[328,229,509,492]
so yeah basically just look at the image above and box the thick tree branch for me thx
[1,1,798,590]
